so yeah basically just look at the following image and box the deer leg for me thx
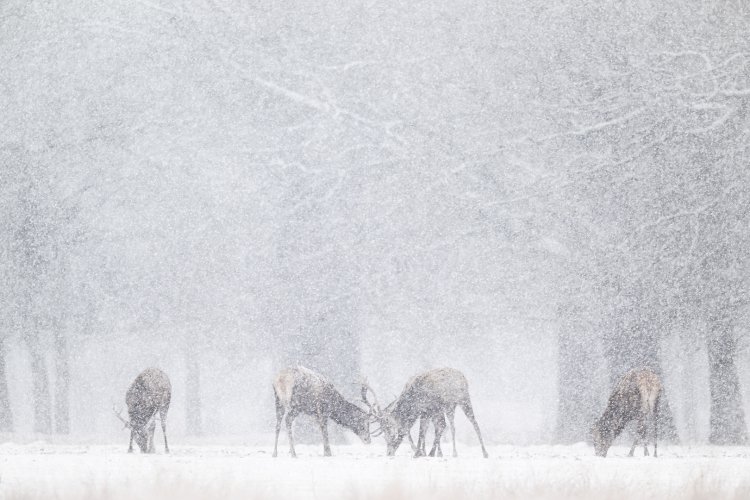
[654,395,659,458]
[428,419,437,456]
[405,418,418,453]
[285,410,297,458]
[461,400,488,458]
[406,427,417,453]
[273,398,285,458]
[628,437,638,457]
[429,414,446,457]
[447,406,457,457]
[436,414,446,457]
[160,407,169,453]
[147,417,157,453]
[318,414,331,457]
[415,415,429,458]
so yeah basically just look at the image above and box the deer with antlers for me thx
[114,367,171,453]
[273,366,371,457]
[362,367,488,458]
[591,367,661,458]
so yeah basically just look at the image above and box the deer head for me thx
[590,421,613,457]
[114,405,153,452]
[361,381,403,455]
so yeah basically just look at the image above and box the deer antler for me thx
[113,405,131,429]
[359,379,382,418]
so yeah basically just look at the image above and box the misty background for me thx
[1,0,750,447]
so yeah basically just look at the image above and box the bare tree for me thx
[0,336,13,432]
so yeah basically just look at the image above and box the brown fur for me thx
[272,366,371,457]
[591,367,661,457]
[124,367,171,454]
[363,368,488,458]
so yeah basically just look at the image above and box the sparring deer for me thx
[114,367,171,453]
[272,366,371,457]
[362,367,488,458]
[591,367,661,457]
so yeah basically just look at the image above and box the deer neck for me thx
[328,394,367,430]
[600,403,629,440]
[391,397,421,430]
[129,408,156,430]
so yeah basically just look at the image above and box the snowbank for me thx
[1,442,749,499]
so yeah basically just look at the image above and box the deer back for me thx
[607,368,660,422]
[632,369,661,415]
[274,366,331,408]
[397,368,468,411]
[127,368,171,427]
[382,368,468,432]
[275,366,361,415]
[414,367,469,405]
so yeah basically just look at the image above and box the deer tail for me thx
[273,371,295,407]
[640,383,659,416]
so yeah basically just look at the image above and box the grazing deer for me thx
[114,367,171,453]
[362,367,488,458]
[272,366,371,457]
[591,367,661,458]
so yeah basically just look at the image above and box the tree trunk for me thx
[54,332,70,434]
[707,322,747,445]
[185,351,202,436]
[28,341,51,434]
[682,345,698,443]
[0,336,13,432]
[555,320,601,443]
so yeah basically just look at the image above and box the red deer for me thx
[591,367,661,457]
[362,367,488,458]
[114,367,171,453]
[272,366,371,457]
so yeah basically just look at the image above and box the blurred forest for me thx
[1,0,750,445]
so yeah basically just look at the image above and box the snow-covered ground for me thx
[1,442,749,499]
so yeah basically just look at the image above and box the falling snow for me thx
[2,0,750,498]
